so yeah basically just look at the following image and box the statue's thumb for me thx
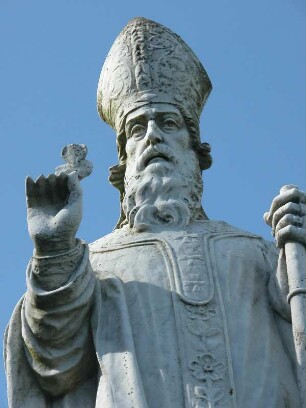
[67,171,82,204]
[263,212,271,226]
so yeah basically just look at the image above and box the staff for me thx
[266,184,306,407]
[281,185,306,408]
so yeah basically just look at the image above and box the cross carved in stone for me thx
[55,144,93,180]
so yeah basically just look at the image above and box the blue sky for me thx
[0,0,305,403]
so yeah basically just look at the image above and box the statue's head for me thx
[97,17,212,230]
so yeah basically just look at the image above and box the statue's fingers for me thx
[25,176,38,208]
[276,224,306,248]
[54,173,69,204]
[300,190,306,204]
[271,202,302,233]
[263,212,271,226]
[52,173,69,204]
[44,174,58,204]
[34,174,48,199]
[266,187,301,225]
[274,213,303,237]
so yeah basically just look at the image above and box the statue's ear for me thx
[197,142,212,170]
[108,164,127,229]
[108,164,126,193]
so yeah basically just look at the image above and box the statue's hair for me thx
[108,107,212,228]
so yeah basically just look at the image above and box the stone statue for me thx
[4,17,306,408]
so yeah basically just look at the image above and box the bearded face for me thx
[122,103,205,232]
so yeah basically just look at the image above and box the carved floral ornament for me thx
[189,354,226,381]
[183,299,233,407]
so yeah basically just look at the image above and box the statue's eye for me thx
[130,124,146,138]
[162,118,179,130]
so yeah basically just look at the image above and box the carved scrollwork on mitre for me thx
[97,17,212,132]
[106,64,132,101]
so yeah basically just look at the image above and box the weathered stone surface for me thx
[55,144,93,180]
[5,17,306,407]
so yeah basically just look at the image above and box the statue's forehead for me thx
[125,103,182,123]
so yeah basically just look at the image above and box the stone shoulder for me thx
[89,220,275,253]
[89,226,136,252]
[215,220,277,253]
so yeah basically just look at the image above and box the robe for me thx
[4,220,300,407]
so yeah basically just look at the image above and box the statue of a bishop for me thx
[5,17,306,408]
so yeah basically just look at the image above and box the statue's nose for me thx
[145,121,163,146]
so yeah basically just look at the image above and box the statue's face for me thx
[124,103,193,178]
[123,103,204,229]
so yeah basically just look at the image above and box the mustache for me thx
[136,145,178,171]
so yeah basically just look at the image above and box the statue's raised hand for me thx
[26,144,93,256]
[26,172,82,256]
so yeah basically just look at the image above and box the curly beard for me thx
[122,160,204,232]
